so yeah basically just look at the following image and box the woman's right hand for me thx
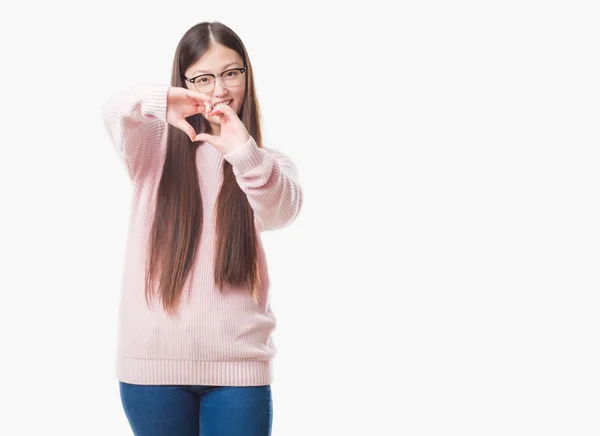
[166,87,213,141]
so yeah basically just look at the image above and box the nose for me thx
[212,76,228,97]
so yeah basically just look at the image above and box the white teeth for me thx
[214,100,231,106]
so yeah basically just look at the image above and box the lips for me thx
[212,99,233,108]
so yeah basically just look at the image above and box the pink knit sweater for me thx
[101,84,302,386]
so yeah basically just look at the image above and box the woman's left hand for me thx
[194,104,250,155]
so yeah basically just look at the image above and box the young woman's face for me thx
[184,43,246,128]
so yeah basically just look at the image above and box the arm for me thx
[223,137,303,231]
[100,84,171,182]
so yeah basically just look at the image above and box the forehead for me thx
[186,43,244,75]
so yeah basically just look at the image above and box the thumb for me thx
[173,120,197,142]
[195,133,219,144]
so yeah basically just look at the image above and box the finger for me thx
[196,101,213,116]
[186,89,212,103]
[208,103,236,119]
[195,133,218,143]
[173,120,197,142]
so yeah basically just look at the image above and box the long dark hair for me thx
[145,22,262,315]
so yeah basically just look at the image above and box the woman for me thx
[101,21,302,436]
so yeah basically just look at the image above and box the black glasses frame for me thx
[184,67,247,90]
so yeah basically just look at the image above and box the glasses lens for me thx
[222,69,243,87]
[195,75,215,92]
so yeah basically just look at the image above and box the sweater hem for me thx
[116,357,272,386]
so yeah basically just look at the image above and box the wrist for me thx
[224,135,250,154]
[223,136,265,173]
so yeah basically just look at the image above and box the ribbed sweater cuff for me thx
[223,136,269,174]
[140,84,171,122]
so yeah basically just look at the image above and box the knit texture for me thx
[101,84,302,386]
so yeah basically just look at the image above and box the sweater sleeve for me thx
[223,137,303,231]
[101,84,171,182]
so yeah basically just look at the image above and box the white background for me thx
[0,1,598,435]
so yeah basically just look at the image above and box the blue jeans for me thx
[119,382,272,436]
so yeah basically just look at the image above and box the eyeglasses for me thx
[185,67,247,93]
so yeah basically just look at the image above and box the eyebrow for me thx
[190,62,242,76]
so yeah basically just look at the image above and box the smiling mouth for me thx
[213,99,233,108]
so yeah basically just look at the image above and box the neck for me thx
[209,122,221,137]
